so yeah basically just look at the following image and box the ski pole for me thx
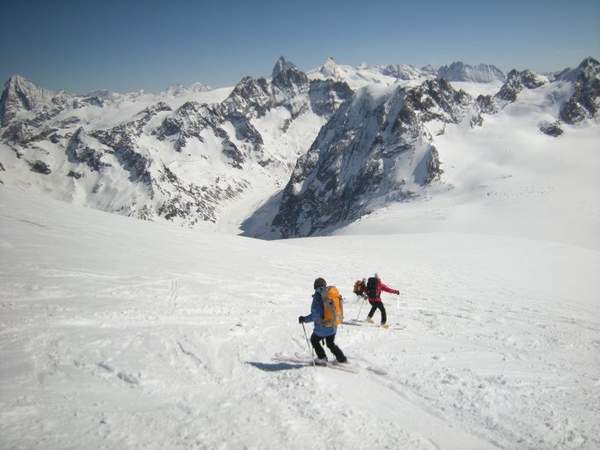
[356,297,365,321]
[301,322,316,367]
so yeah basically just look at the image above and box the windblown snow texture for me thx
[0,189,598,449]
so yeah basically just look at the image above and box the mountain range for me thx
[0,56,598,238]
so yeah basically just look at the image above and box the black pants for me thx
[310,333,347,362]
[368,300,387,324]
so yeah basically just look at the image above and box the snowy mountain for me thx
[437,61,505,83]
[1,57,599,238]
[494,69,548,103]
[308,57,404,89]
[0,75,70,126]
[557,57,600,124]
[262,79,476,238]
[307,59,505,88]
[0,57,352,228]
[377,63,429,81]
[240,57,600,238]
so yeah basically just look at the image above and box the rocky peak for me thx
[271,57,296,79]
[576,57,600,79]
[404,78,472,125]
[0,75,57,126]
[221,76,272,117]
[559,57,600,124]
[271,57,309,92]
[269,80,455,238]
[556,57,600,83]
[495,69,546,103]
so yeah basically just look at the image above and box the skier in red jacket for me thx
[365,274,399,328]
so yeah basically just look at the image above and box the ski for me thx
[273,353,358,373]
[342,320,405,331]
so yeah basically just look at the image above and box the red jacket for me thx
[368,279,398,302]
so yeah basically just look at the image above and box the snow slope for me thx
[1,187,599,449]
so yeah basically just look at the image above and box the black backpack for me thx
[365,277,378,299]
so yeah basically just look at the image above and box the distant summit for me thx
[555,57,600,83]
[271,56,308,92]
[379,64,424,81]
[0,75,58,126]
[437,62,505,83]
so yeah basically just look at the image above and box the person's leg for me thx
[378,303,387,325]
[367,301,377,320]
[325,334,347,362]
[310,333,327,359]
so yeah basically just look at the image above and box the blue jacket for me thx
[302,287,336,337]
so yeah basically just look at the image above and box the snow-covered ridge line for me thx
[0,56,599,238]
[245,57,599,239]
[0,57,353,229]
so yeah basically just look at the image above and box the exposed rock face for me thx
[437,62,505,83]
[270,79,473,238]
[495,70,547,103]
[221,77,273,118]
[272,56,309,93]
[308,79,353,116]
[156,101,222,151]
[155,165,248,224]
[539,121,564,137]
[0,76,73,144]
[29,160,51,174]
[476,95,498,115]
[559,57,600,124]
[0,75,63,126]
[66,128,111,171]
[90,103,171,184]
[155,56,351,170]
[404,79,472,124]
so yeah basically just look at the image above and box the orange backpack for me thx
[321,286,343,327]
[353,279,365,296]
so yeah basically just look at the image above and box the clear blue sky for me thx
[1,0,599,93]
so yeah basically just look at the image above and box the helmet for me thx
[313,277,327,289]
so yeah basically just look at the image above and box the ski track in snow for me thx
[1,189,599,449]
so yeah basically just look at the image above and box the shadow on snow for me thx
[247,361,306,372]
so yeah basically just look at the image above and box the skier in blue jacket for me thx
[298,277,347,365]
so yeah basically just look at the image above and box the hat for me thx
[313,277,327,289]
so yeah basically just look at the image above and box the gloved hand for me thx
[298,316,305,323]
[394,290,400,295]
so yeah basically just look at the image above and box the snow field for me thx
[1,188,599,449]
